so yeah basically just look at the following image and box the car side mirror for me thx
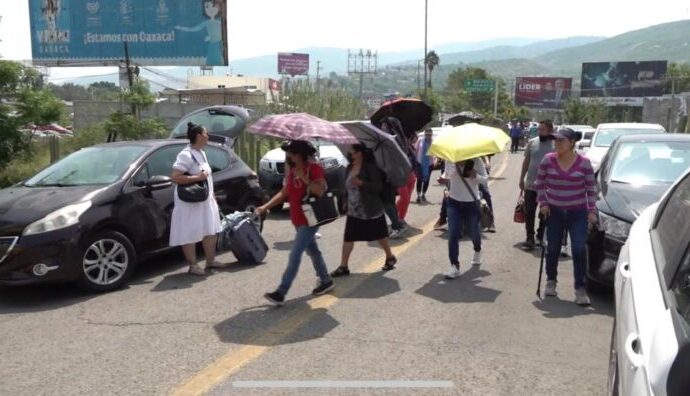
[146,175,173,191]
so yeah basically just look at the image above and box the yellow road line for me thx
[171,153,509,396]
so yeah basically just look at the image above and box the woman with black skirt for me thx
[330,144,397,277]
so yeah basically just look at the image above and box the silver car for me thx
[585,123,665,171]
[609,168,690,395]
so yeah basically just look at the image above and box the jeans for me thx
[524,189,545,241]
[511,137,520,153]
[545,207,588,289]
[415,164,433,195]
[382,186,404,230]
[447,198,481,265]
[278,226,332,296]
[439,195,448,222]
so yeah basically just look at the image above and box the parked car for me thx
[584,123,665,171]
[560,125,595,152]
[258,140,347,210]
[608,167,690,396]
[588,134,690,288]
[0,107,266,292]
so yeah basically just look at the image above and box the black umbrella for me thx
[370,98,433,137]
[447,111,485,126]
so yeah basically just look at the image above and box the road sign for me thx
[464,79,495,92]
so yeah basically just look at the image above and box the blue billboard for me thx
[29,0,228,66]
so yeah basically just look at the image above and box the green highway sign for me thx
[464,79,495,92]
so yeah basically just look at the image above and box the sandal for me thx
[188,265,205,276]
[205,261,228,270]
[330,266,350,277]
[382,256,397,271]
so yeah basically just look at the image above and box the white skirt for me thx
[169,189,222,247]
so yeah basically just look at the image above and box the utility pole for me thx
[315,60,323,93]
[347,49,378,100]
[423,0,428,98]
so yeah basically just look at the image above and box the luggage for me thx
[217,212,268,264]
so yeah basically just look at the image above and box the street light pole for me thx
[423,0,428,98]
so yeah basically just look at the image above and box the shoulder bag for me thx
[455,162,493,230]
[301,165,339,227]
[178,150,209,203]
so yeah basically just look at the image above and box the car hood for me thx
[601,182,670,223]
[0,185,109,234]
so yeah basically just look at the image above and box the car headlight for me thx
[320,157,340,170]
[23,201,92,236]
[598,212,631,240]
[259,159,273,172]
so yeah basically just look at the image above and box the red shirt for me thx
[286,162,326,227]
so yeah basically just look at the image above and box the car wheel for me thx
[77,231,136,293]
[607,319,620,396]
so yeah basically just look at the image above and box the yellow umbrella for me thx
[428,123,510,163]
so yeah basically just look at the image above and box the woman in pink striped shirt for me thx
[535,128,598,306]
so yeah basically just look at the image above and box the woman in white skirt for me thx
[170,123,223,275]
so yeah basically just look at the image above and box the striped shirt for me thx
[535,153,597,211]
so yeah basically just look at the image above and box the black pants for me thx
[524,189,545,241]
[511,137,520,153]
[440,195,448,222]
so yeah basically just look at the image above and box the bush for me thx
[0,144,51,188]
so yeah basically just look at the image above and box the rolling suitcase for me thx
[218,212,268,264]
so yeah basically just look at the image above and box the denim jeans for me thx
[278,226,332,296]
[383,195,404,230]
[545,207,588,289]
[447,198,481,265]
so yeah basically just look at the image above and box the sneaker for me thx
[421,194,428,203]
[575,288,591,306]
[416,196,422,204]
[487,224,496,233]
[523,237,536,251]
[434,218,447,230]
[312,280,335,296]
[544,280,558,297]
[444,264,461,279]
[389,228,403,239]
[471,251,482,266]
[315,233,322,240]
[264,291,285,306]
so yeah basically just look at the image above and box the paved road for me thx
[0,151,614,395]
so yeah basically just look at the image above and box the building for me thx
[186,75,280,104]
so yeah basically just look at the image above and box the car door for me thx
[121,145,184,253]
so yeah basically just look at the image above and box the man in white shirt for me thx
[440,157,488,279]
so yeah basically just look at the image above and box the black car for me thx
[587,134,690,287]
[0,108,266,292]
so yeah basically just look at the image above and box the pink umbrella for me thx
[248,113,359,144]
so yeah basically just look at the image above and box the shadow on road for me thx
[532,292,614,318]
[214,298,339,346]
[272,241,294,251]
[337,272,401,300]
[415,268,502,304]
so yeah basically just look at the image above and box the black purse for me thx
[177,150,209,203]
[300,167,339,227]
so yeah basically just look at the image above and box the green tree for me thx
[666,62,690,93]
[425,51,440,89]
[563,98,610,125]
[15,88,64,125]
[121,80,155,120]
[103,112,167,141]
[270,81,364,121]
[88,81,121,101]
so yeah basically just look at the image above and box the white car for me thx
[609,167,690,396]
[258,141,348,209]
[560,125,595,153]
[585,123,666,171]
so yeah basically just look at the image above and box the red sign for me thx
[278,53,310,76]
[268,79,281,91]
[515,77,572,109]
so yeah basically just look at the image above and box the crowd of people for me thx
[170,118,597,308]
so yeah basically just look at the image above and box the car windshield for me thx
[594,127,664,147]
[583,132,595,140]
[609,141,690,185]
[24,146,147,187]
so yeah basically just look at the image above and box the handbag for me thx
[300,166,339,227]
[514,192,526,224]
[456,162,494,230]
[177,150,209,203]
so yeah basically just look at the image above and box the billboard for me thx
[278,53,310,76]
[29,0,228,66]
[581,61,667,105]
[515,77,572,109]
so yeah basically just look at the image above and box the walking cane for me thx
[536,218,547,299]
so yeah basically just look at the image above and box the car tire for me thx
[77,230,137,293]
[607,319,620,396]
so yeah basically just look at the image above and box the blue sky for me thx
[1,0,688,81]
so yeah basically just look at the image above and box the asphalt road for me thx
[0,150,614,395]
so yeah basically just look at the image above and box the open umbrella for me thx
[337,121,411,187]
[428,123,510,163]
[447,111,485,126]
[248,113,358,145]
[370,98,433,137]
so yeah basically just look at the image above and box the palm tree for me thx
[425,51,440,89]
